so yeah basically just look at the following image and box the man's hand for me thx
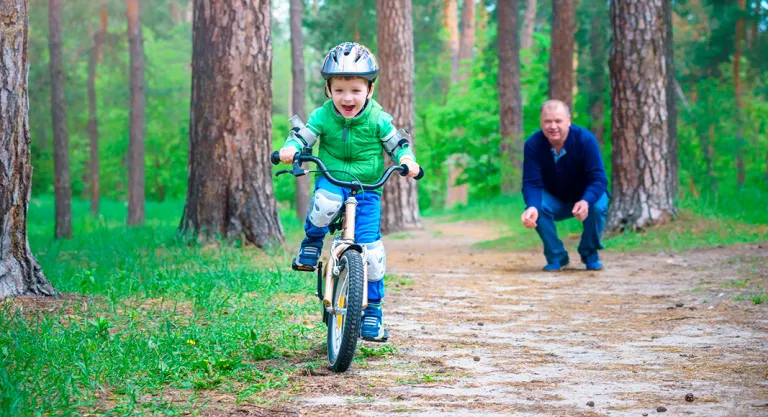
[572,200,589,221]
[400,157,421,178]
[279,147,298,164]
[521,207,539,229]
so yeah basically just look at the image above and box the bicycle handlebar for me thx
[270,151,424,191]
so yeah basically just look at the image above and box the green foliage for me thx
[416,22,552,209]
[1,197,315,415]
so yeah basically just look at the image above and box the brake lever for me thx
[291,160,308,177]
[277,160,308,178]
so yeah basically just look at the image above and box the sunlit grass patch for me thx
[1,197,322,416]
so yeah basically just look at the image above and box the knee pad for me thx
[363,240,386,282]
[308,189,343,227]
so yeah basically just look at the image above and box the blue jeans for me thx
[535,191,609,265]
[303,177,385,302]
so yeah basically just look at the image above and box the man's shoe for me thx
[292,243,321,272]
[361,303,388,342]
[586,260,603,271]
[543,255,570,271]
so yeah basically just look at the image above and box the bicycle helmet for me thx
[320,42,379,82]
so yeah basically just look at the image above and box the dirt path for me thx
[260,219,768,417]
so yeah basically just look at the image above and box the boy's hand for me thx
[400,158,421,178]
[521,207,539,229]
[279,147,298,164]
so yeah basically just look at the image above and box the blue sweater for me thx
[522,125,608,211]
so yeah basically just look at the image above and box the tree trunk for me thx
[48,0,72,239]
[376,0,421,233]
[704,118,718,193]
[154,156,166,202]
[88,1,107,217]
[290,0,310,222]
[0,0,57,298]
[443,0,460,84]
[170,0,182,25]
[734,0,745,189]
[520,0,537,50]
[497,0,523,195]
[749,0,759,49]
[548,0,575,110]
[179,0,284,247]
[457,0,475,82]
[127,0,145,225]
[446,0,474,206]
[664,0,678,198]
[608,0,677,230]
[588,0,607,146]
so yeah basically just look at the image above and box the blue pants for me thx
[535,191,609,265]
[303,177,385,302]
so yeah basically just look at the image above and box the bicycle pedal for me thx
[291,258,316,272]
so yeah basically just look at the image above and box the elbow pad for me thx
[381,129,411,157]
[287,115,318,148]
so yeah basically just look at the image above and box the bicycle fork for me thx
[322,195,369,313]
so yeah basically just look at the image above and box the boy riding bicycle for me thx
[277,42,421,342]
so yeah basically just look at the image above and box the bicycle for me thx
[270,149,424,372]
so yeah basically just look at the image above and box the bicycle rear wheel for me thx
[327,249,364,372]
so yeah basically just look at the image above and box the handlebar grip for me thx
[398,164,425,180]
[270,151,280,165]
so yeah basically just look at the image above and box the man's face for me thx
[540,105,571,146]
[327,77,373,118]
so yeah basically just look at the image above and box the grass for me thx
[431,187,768,253]
[2,197,322,416]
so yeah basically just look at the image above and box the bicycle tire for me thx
[327,249,364,372]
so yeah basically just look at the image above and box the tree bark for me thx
[520,0,537,49]
[88,1,107,216]
[588,0,607,146]
[376,0,421,233]
[734,0,746,188]
[664,0,678,198]
[457,0,475,82]
[48,0,72,239]
[443,0,460,84]
[127,0,145,225]
[703,116,718,192]
[290,0,310,222]
[497,0,523,195]
[608,0,677,230]
[170,0,182,25]
[0,0,57,298]
[548,0,575,110]
[749,0,759,49]
[180,0,284,247]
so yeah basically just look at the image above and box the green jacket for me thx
[284,99,416,193]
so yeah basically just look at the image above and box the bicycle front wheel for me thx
[327,249,364,372]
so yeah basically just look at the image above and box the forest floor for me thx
[6,218,766,417]
[213,219,768,417]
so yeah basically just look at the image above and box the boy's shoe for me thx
[361,303,388,342]
[585,260,603,271]
[292,243,321,272]
[543,254,570,271]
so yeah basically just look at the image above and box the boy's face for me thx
[327,77,374,118]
